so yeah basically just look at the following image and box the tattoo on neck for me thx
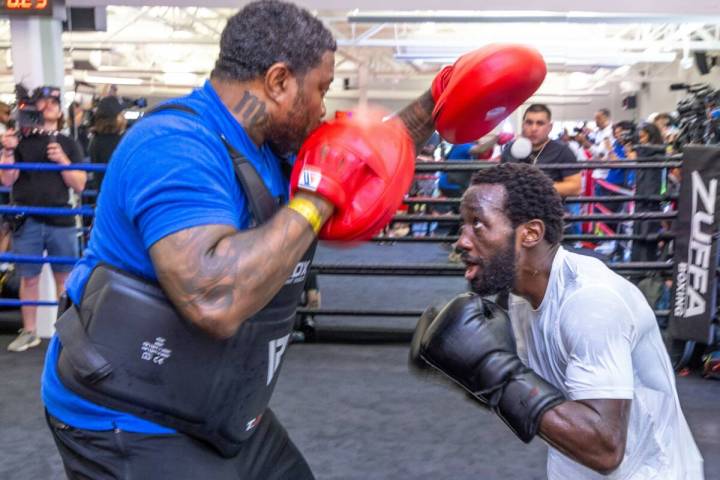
[397,90,436,152]
[232,91,270,139]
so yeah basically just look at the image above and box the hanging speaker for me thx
[622,94,637,110]
[63,7,107,32]
[694,51,711,75]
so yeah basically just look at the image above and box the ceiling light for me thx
[83,74,143,85]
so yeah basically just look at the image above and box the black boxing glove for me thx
[410,293,565,443]
[409,304,442,374]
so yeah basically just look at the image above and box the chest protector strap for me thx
[55,104,315,457]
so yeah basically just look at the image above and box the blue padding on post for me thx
[0,299,57,307]
[0,205,95,217]
[0,253,78,265]
[0,163,107,172]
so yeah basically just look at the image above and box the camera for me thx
[670,83,720,150]
[11,84,62,137]
[120,97,147,110]
[619,131,638,145]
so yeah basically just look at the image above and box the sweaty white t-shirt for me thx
[509,247,704,480]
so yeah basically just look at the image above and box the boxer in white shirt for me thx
[411,162,703,479]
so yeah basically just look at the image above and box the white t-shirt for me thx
[509,247,704,480]
[591,124,614,180]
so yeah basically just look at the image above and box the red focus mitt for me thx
[289,109,415,241]
[431,44,546,144]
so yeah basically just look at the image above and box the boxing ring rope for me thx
[371,233,675,243]
[0,206,95,217]
[0,163,107,172]
[308,261,674,275]
[391,211,676,223]
[403,194,678,205]
[413,159,683,172]
[0,203,677,223]
[294,307,672,318]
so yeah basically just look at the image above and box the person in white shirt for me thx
[411,162,703,479]
[592,109,614,183]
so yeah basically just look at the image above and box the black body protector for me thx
[55,105,315,457]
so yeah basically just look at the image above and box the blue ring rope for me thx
[0,163,107,172]
[0,253,78,265]
[0,205,95,217]
[0,299,57,307]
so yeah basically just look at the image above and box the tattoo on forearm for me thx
[397,90,436,153]
[151,211,314,334]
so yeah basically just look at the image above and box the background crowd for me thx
[0,86,716,380]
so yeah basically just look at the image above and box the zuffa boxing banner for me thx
[669,146,720,344]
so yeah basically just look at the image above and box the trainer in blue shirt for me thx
[41,2,338,476]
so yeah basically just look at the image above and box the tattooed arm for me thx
[396,90,436,154]
[150,192,332,339]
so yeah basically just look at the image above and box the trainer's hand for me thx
[1,129,18,151]
[290,109,415,241]
[431,45,546,144]
[411,293,564,443]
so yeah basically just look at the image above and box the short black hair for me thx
[470,163,565,244]
[654,112,671,123]
[639,122,664,144]
[211,0,336,82]
[523,103,552,121]
[597,108,611,119]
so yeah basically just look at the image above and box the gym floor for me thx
[1,242,719,479]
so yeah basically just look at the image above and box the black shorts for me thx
[46,409,314,480]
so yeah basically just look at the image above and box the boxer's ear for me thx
[264,62,296,107]
[519,220,544,248]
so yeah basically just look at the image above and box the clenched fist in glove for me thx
[410,293,564,443]
[290,109,415,241]
[431,44,546,144]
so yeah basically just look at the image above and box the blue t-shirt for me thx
[41,80,289,433]
[606,140,627,186]
[438,143,475,191]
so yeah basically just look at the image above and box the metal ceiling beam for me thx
[347,11,720,24]
[337,37,720,51]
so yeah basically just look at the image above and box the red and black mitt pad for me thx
[431,44,547,144]
[290,108,415,241]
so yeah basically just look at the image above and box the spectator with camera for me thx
[0,85,86,352]
[87,96,128,193]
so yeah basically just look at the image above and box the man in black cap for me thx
[0,85,86,352]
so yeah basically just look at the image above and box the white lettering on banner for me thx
[267,334,290,385]
[681,171,718,317]
[674,263,688,317]
[285,260,310,285]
